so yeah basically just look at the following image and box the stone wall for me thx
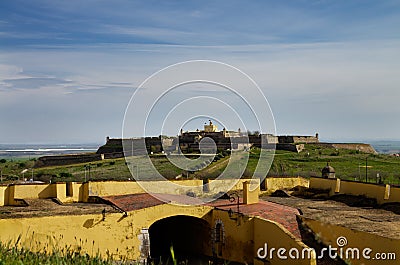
[275,143,304,153]
[97,137,176,155]
[278,135,319,144]
[315,143,376,154]
[34,153,102,168]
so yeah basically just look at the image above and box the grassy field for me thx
[0,241,113,265]
[0,156,182,183]
[264,144,400,184]
[0,144,399,184]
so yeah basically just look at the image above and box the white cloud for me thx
[0,39,399,142]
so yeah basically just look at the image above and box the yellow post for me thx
[0,186,6,206]
[384,184,390,200]
[243,181,259,204]
[334,178,341,194]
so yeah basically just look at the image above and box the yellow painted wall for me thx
[3,185,22,206]
[0,186,6,206]
[300,217,399,265]
[253,217,316,265]
[80,182,89,202]
[207,178,260,195]
[0,214,122,257]
[71,182,83,202]
[55,183,82,203]
[388,186,400,203]
[87,181,144,196]
[140,180,204,195]
[2,179,260,206]
[309,177,337,196]
[0,202,316,265]
[87,179,257,198]
[243,181,259,204]
[0,204,213,261]
[192,208,315,265]
[129,203,213,260]
[201,207,316,265]
[13,184,56,199]
[339,181,386,203]
[309,177,400,204]
[87,180,205,197]
[4,183,84,204]
[265,177,309,192]
[211,209,255,264]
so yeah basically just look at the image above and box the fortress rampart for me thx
[315,143,376,154]
[34,153,103,168]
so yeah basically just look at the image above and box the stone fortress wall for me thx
[34,121,376,167]
[315,142,377,154]
[35,153,103,168]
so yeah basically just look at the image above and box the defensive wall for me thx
[35,135,376,168]
[315,143,377,154]
[275,143,305,153]
[0,204,315,264]
[0,179,316,264]
[309,177,400,204]
[4,177,399,207]
[278,135,319,144]
[0,182,82,205]
[0,177,313,207]
[97,137,175,156]
[262,176,309,191]
[34,153,103,167]
[3,177,400,263]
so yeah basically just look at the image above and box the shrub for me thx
[0,159,6,163]
[222,150,229,157]
[109,161,116,166]
[160,168,181,179]
[59,172,73,178]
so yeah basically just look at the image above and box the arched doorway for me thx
[149,215,211,263]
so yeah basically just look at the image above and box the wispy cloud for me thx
[0,1,399,142]
[2,77,71,90]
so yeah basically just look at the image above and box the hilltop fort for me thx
[34,120,376,168]
[96,120,375,156]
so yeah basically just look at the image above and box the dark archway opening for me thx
[149,215,211,263]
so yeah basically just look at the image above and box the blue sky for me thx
[0,0,399,143]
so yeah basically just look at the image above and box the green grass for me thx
[245,145,400,184]
[0,156,183,183]
[0,241,113,265]
[1,145,399,185]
